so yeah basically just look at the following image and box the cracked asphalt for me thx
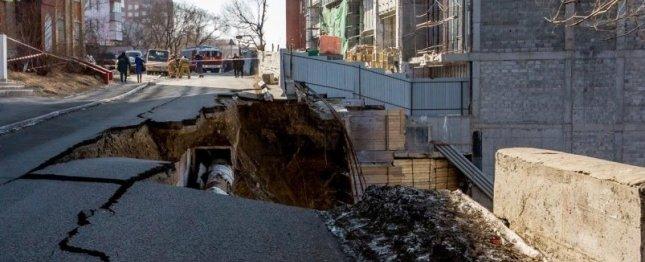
[0,75,346,261]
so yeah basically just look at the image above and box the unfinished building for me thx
[286,0,645,205]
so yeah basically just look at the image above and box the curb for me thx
[0,82,152,136]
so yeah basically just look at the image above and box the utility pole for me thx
[0,34,7,83]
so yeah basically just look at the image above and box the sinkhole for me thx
[40,100,355,210]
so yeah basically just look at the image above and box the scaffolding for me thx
[414,0,468,56]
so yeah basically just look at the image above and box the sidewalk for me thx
[0,80,149,127]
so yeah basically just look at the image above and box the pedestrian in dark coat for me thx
[134,55,145,83]
[117,52,130,83]
[195,54,204,78]
[233,54,244,78]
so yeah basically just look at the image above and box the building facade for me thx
[286,0,306,50]
[470,0,645,177]
[296,0,645,180]
[123,0,153,19]
[0,0,85,57]
[84,0,123,47]
[120,0,172,50]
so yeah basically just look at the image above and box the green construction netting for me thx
[320,0,348,53]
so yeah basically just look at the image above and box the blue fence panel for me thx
[282,51,469,117]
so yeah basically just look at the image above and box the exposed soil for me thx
[322,186,540,261]
[45,100,353,210]
[234,102,353,209]
[9,69,104,96]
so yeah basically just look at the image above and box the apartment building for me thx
[85,0,123,47]
[0,0,85,57]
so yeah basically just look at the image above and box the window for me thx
[44,15,54,52]
[56,4,65,53]
[113,2,122,12]
[74,21,81,56]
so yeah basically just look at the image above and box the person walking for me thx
[195,54,204,78]
[117,52,130,83]
[233,54,244,78]
[134,54,145,83]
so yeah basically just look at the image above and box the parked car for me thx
[146,49,170,75]
[125,50,143,73]
[94,52,118,70]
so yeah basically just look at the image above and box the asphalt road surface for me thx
[0,74,346,261]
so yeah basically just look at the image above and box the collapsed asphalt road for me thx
[0,76,348,261]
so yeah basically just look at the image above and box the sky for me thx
[175,0,286,49]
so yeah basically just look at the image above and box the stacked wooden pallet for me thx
[346,108,461,192]
[348,109,405,151]
[392,158,460,190]
[361,158,460,191]
[361,163,403,185]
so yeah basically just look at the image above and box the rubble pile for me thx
[323,186,539,261]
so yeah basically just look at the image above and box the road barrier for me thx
[3,35,113,84]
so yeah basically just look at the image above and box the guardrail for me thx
[281,50,470,116]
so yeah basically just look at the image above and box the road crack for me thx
[136,97,183,119]
[58,164,174,261]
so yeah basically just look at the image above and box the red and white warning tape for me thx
[7,53,46,63]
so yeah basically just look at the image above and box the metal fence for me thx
[281,50,470,116]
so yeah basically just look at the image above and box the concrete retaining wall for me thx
[494,148,645,261]
[258,51,281,79]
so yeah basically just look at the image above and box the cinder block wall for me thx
[471,0,645,178]
[494,148,645,261]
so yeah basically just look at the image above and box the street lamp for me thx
[235,35,243,56]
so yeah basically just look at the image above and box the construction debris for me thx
[322,186,542,261]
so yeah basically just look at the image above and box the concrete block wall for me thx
[479,0,563,53]
[494,148,645,261]
[472,0,645,176]
[478,60,566,124]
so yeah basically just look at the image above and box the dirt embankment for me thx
[10,69,104,96]
[233,102,353,209]
[323,186,541,261]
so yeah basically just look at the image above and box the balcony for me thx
[322,0,342,7]
[377,0,395,15]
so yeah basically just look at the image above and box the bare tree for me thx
[123,2,225,54]
[224,0,268,51]
[181,5,227,48]
[546,0,644,36]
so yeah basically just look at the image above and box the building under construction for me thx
[303,0,469,76]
